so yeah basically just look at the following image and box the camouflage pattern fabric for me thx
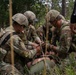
[0,48,22,75]
[0,63,22,75]
[45,10,73,56]
[0,48,7,61]
[27,25,40,42]
[0,26,37,74]
[1,26,37,58]
[52,20,72,58]
[45,9,60,22]
[12,13,28,27]
[70,33,76,52]
[24,11,37,25]
[24,11,41,44]
[51,27,60,46]
[36,23,52,44]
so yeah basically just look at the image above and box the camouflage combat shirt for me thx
[52,20,72,58]
[0,26,37,58]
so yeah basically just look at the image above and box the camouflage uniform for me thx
[0,13,37,74]
[70,0,76,34]
[45,9,72,58]
[0,13,53,75]
[36,22,53,44]
[23,11,56,74]
[70,31,76,52]
[24,11,41,44]
[0,48,22,75]
[0,13,36,58]
[70,0,76,51]
[44,9,75,74]
[36,15,65,45]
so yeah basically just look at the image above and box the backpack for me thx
[0,31,16,46]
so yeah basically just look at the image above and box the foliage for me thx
[0,0,46,28]
[66,0,74,20]
[30,1,46,28]
[0,0,9,27]
[0,0,75,28]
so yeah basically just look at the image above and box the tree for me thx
[62,0,66,17]
[0,0,75,27]
[66,0,74,19]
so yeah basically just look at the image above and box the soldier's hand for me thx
[31,42,39,48]
[35,46,41,55]
[41,42,50,49]
[50,45,57,52]
[50,45,54,49]
[41,42,46,47]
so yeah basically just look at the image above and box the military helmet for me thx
[24,11,37,23]
[12,13,28,26]
[45,10,60,22]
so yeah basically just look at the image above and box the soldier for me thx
[36,22,53,43]
[23,11,56,74]
[24,11,42,44]
[70,0,76,53]
[36,14,65,45]
[0,13,55,75]
[0,13,41,74]
[45,10,76,74]
[70,0,76,34]
[0,48,22,75]
[45,9,72,59]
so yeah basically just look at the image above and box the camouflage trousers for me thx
[0,61,22,75]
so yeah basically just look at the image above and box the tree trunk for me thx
[62,0,66,17]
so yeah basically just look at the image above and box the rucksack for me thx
[0,31,16,46]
